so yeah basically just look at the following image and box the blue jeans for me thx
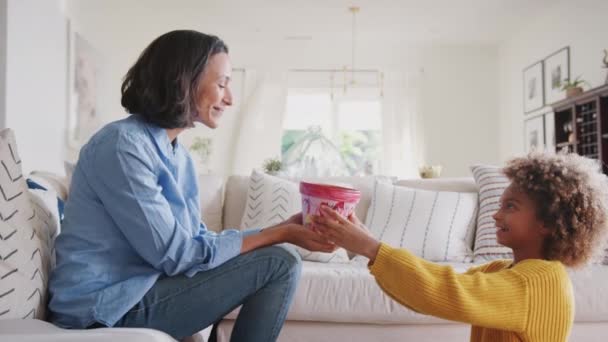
[113,245,302,341]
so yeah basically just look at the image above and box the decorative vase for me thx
[419,165,442,179]
[566,87,583,98]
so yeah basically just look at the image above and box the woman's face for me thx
[194,52,233,129]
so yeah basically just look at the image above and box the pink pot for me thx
[300,182,361,228]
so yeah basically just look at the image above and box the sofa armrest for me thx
[0,319,177,342]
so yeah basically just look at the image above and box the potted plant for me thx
[561,76,589,98]
[262,157,283,176]
[189,137,213,172]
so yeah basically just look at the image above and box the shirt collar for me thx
[138,115,177,159]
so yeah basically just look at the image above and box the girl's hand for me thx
[312,206,381,261]
[242,213,333,254]
[347,212,373,237]
[286,224,337,253]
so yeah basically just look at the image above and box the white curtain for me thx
[230,70,288,175]
[229,69,424,178]
[379,70,425,178]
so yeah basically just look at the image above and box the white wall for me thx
[66,2,500,178]
[5,0,67,174]
[498,0,608,162]
[0,0,6,128]
[420,45,500,176]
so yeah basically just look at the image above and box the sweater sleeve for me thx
[369,243,529,332]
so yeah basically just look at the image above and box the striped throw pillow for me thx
[470,165,513,262]
[364,180,478,262]
[240,169,350,263]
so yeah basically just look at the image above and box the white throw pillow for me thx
[363,180,478,262]
[63,160,76,192]
[28,171,69,201]
[240,169,349,263]
[470,165,513,262]
[198,174,224,233]
[0,129,55,320]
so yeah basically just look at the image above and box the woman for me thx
[48,30,334,341]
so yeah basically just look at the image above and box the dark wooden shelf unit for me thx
[551,84,608,173]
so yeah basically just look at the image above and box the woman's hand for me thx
[241,214,335,254]
[282,213,303,226]
[285,224,337,253]
[312,206,381,261]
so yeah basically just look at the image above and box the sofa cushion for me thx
[223,175,250,230]
[223,261,608,325]
[470,165,513,262]
[363,180,477,262]
[0,129,56,321]
[239,170,349,263]
[224,174,375,231]
[27,178,64,224]
[63,160,75,192]
[226,260,464,324]
[569,264,608,322]
[28,171,69,202]
[199,174,224,232]
[0,318,177,341]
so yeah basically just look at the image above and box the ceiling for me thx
[67,0,561,45]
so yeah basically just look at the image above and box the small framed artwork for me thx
[66,20,103,148]
[544,47,570,104]
[523,61,544,113]
[544,111,555,152]
[524,115,545,153]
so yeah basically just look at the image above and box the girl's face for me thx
[492,184,550,251]
[194,52,233,129]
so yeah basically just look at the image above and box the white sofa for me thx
[213,175,608,342]
[0,127,188,342]
[2,168,607,342]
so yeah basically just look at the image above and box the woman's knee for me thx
[258,244,302,278]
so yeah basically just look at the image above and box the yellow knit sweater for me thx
[369,243,574,342]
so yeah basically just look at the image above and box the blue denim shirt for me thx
[49,115,258,328]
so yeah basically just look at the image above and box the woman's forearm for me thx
[241,225,291,254]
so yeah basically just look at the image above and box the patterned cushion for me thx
[27,179,65,223]
[64,160,75,191]
[362,180,478,262]
[470,165,513,262]
[240,169,349,263]
[0,129,56,320]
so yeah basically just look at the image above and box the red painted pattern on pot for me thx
[300,182,361,228]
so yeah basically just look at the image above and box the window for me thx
[281,89,382,176]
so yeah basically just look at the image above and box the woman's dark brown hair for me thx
[121,30,228,128]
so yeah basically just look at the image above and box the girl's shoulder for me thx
[466,259,511,274]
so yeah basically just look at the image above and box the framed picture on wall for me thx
[66,20,104,149]
[544,111,556,152]
[524,115,545,153]
[523,61,544,113]
[544,47,570,104]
